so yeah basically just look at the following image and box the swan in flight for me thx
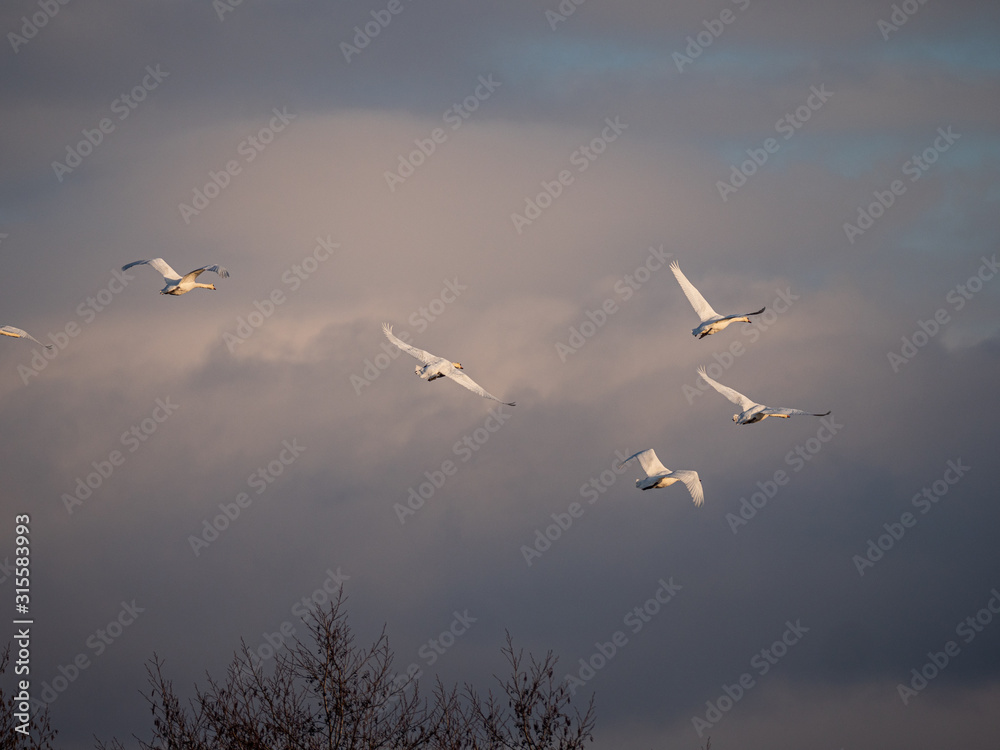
[617,449,704,506]
[698,367,830,425]
[1,326,52,349]
[670,261,764,338]
[382,324,515,407]
[122,258,230,295]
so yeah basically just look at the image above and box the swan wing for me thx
[671,469,704,507]
[122,258,181,282]
[671,261,720,322]
[181,264,230,283]
[444,368,515,406]
[762,406,832,418]
[617,448,668,477]
[382,323,437,365]
[1,326,52,349]
[717,307,766,321]
[697,367,758,411]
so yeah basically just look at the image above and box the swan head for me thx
[732,414,739,423]
[452,362,463,369]
[207,284,217,290]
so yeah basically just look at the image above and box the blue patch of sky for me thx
[881,36,1000,73]
[496,36,667,84]
[709,132,1000,181]
[677,46,805,77]
[494,34,816,88]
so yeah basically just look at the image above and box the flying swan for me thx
[382,324,515,406]
[1,326,53,349]
[698,366,830,425]
[617,449,704,506]
[122,258,230,295]
[671,261,764,338]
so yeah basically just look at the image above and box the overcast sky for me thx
[2,0,1000,748]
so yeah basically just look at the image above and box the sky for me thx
[1,0,999,747]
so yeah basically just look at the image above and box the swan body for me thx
[698,367,830,425]
[1,325,52,349]
[123,258,230,295]
[382,324,515,406]
[671,261,764,338]
[617,449,704,506]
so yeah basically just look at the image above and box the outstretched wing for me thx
[671,261,720,323]
[181,264,230,284]
[382,323,438,365]
[1,325,53,349]
[444,368,515,406]
[761,406,831,418]
[122,258,182,281]
[617,448,669,477]
[718,306,766,322]
[671,469,704,507]
[697,367,758,412]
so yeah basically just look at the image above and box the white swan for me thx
[671,261,764,338]
[617,449,704,506]
[382,324,515,406]
[698,367,830,425]
[1,326,52,350]
[122,258,230,295]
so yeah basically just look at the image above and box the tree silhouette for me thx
[97,592,595,750]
